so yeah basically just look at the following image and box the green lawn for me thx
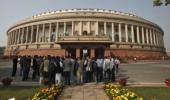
[128,87,170,100]
[0,86,45,100]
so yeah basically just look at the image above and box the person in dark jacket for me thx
[22,56,29,81]
[32,55,38,80]
[48,56,56,87]
[12,56,18,77]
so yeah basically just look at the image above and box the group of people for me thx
[11,55,120,86]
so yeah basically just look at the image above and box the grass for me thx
[0,86,46,100]
[128,87,170,100]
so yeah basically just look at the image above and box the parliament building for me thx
[4,8,168,60]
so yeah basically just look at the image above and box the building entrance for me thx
[95,47,104,59]
[66,48,76,58]
[80,47,90,59]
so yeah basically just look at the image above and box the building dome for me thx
[5,8,167,60]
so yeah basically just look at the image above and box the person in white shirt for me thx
[115,57,120,73]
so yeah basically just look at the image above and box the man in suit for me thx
[63,56,72,85]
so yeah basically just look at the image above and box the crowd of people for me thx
[11,55,120,86]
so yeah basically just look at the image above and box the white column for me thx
[8,33,10,45]
[95,21,98,35]
[104,22,107,35]
[72,21,74,36]
[157,33,160,46]
[7,33,9,46]
[79,21,82,36]
[149,29,153,45]
[17,29,20,44]
[125,24,128,42]
[111,22,115,42]
[9,33,11,45]
[142,26,145,44]
[21,28,24,44]
[55,22,59,42]
[36,25,39,43]
[118,23,122,42]
[64,22,66,36]
[26,26,29,43]
[30,26,33,43]
[153,30,156,45]
[11,32,13,45]
[161,34,164,47]
[12,32,14,45]
[15,29,18,44]
[137,26,140,43]
[146,28,149,44]
[48,23,52,42]
[42,24,45,42]
[131,25,134,43]
[156,31,158,45]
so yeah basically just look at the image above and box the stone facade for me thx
[4,8,168,60]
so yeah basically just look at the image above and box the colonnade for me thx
[7,21,164,47]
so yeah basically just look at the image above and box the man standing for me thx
[115,57,120,73]
[96,57,104,82]
[63,56,72,85]
[12,56,18,77]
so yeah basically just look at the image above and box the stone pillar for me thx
[125,24,128,42]
[48,23,52,42]
[72,21,74,36]
[7,32,11,45]
[149,29,153,45]
[64,22,66,36]
[7,33,9,46]
[153,30,156,45]
[90,48,95,58]
[104,22,107,35]
[131,24,134,43]
[155,31,158,45]
[162,34,164,47]
[95,21,98,35]
[55,22,59,42]
[42,24,45,42]
[79,21,82,36]
[76,48,80,58]
[26,26,29,43]
[136,26,140,43]
[21,27,24,44]
[15,29,18,44]
[8,33,10,45]
[118,23,122,42]
[142,26,145,44]
[111,22,115,42]
[36,25,39,43]
[30,26,34,43]
[17,29,20,44]
[146,28,149,44]
[11,32,13,45]
[11,31,14,45]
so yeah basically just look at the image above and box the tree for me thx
[153,0,170,6]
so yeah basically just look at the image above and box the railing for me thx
[58,35,112,41]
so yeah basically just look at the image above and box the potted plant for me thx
[1,77,13,86]
[41,79,48,85]
[164,78,170,86]
[117,77,129,86]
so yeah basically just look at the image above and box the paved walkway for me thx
[58,83,109,100]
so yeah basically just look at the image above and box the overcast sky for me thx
[0,0,169,51]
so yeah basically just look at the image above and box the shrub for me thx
[1,77,13,86]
